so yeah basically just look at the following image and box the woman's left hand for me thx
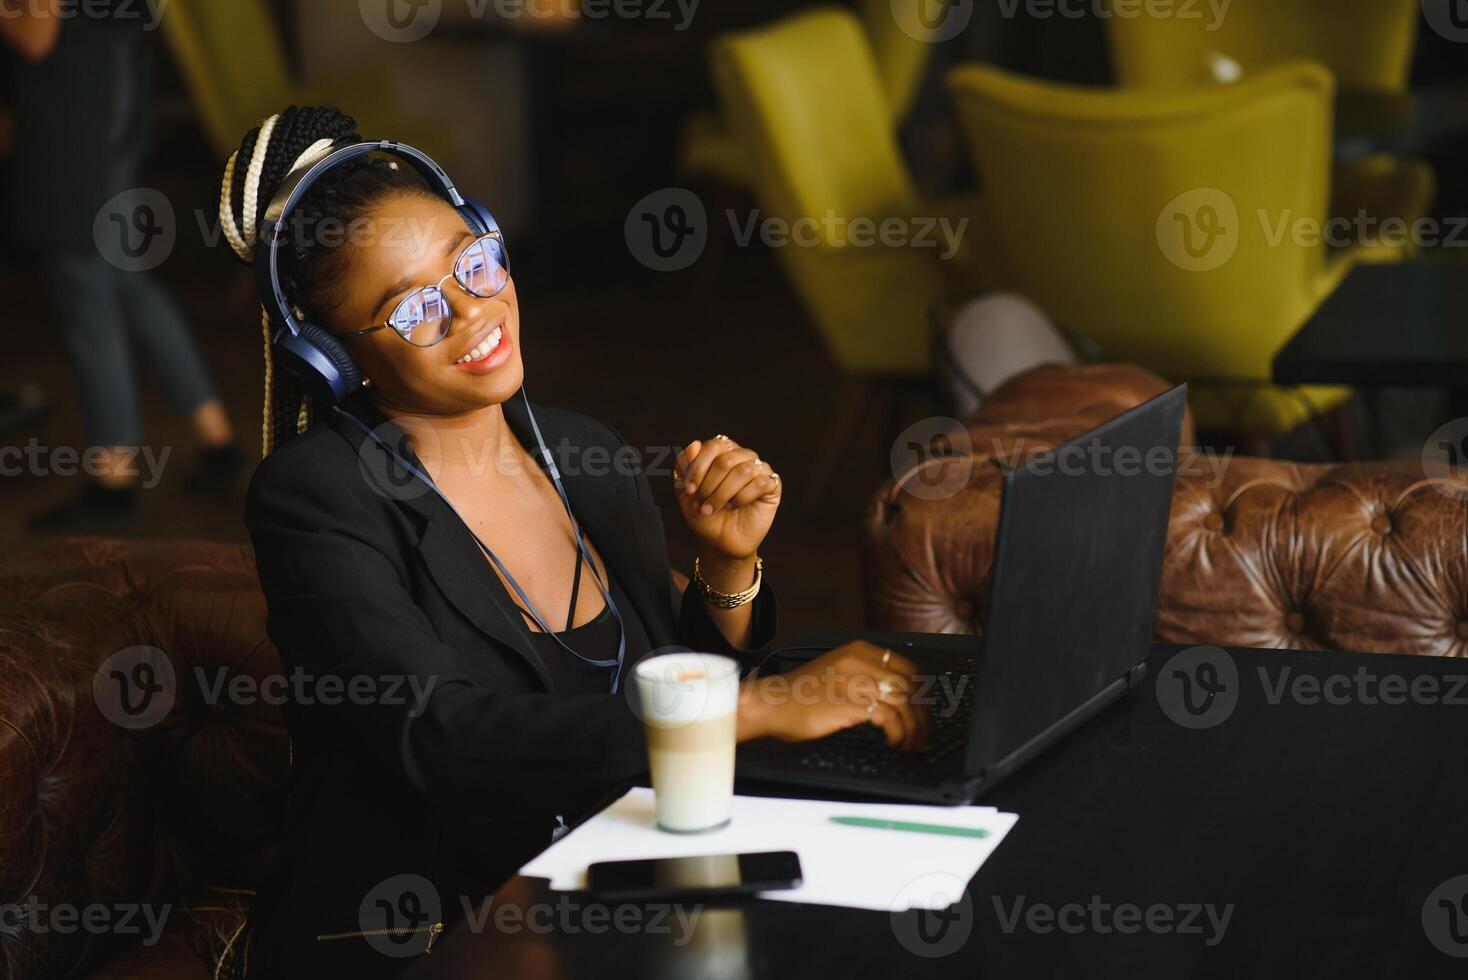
[674,434,781,561]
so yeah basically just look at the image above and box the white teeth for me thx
[455,326,503,364]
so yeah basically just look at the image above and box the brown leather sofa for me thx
[865,363,1468,656]
[0,538,285,979]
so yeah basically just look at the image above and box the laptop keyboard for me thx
[789,658,976,781]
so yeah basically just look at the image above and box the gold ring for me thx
[878,676,903,699]
[865,699,877,718]
[881,648,892,668]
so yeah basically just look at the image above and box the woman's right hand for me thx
[736,641,929,751]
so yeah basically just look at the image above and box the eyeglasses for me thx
[341,232,510,348]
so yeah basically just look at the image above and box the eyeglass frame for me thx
[339,230,510,347]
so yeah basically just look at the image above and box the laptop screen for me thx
[964,385,1186,774]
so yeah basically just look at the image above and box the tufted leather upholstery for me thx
[865,364,1468,656]
[0,538,286,980]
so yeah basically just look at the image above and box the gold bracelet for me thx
[693,555,763,609]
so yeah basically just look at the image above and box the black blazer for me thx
[242,389,777,974]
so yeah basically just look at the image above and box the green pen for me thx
[830,816,990,838]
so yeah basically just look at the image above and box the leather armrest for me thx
[0,538,285,980]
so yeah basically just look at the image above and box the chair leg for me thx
[1317,402,1358,461]
[803,379,882,509]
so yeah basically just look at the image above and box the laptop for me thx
[737,385,1187,804]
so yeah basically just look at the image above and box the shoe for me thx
[181,443,247,497]
[28,483,139,532]
[0,383,51,439]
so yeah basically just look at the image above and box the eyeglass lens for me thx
[387,235,509,346]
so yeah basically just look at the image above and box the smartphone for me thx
[586,851,803,901]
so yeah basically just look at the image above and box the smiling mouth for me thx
[453,325,504,365]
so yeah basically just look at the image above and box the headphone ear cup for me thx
[459,197,500,237]
[275,322,361,406]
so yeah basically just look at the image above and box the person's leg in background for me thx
[111,262,244,493]
[29,249,145,529]
[938,292,1077,418]
[29,250,243,531]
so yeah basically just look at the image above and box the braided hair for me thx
[217,106,433,455]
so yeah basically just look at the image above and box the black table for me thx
[403,641,1468,979]
[1337,83,1468,160]
[1273,260,1468,389]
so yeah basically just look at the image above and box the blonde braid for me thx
[219,150,250,262]
[240,113,280,250]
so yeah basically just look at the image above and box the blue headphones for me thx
[254,139,501,406]
[256,141,628,692]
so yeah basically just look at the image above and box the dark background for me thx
[1,0,1465,639]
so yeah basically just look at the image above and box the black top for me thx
[510,543,653,696]
[242,391,778,978]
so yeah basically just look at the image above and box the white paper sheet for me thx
[520,788,1018,912]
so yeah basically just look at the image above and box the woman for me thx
[225,107,925,976]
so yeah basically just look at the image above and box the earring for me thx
[361,376,373,388]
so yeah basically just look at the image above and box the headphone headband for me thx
[254,140,466,340]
